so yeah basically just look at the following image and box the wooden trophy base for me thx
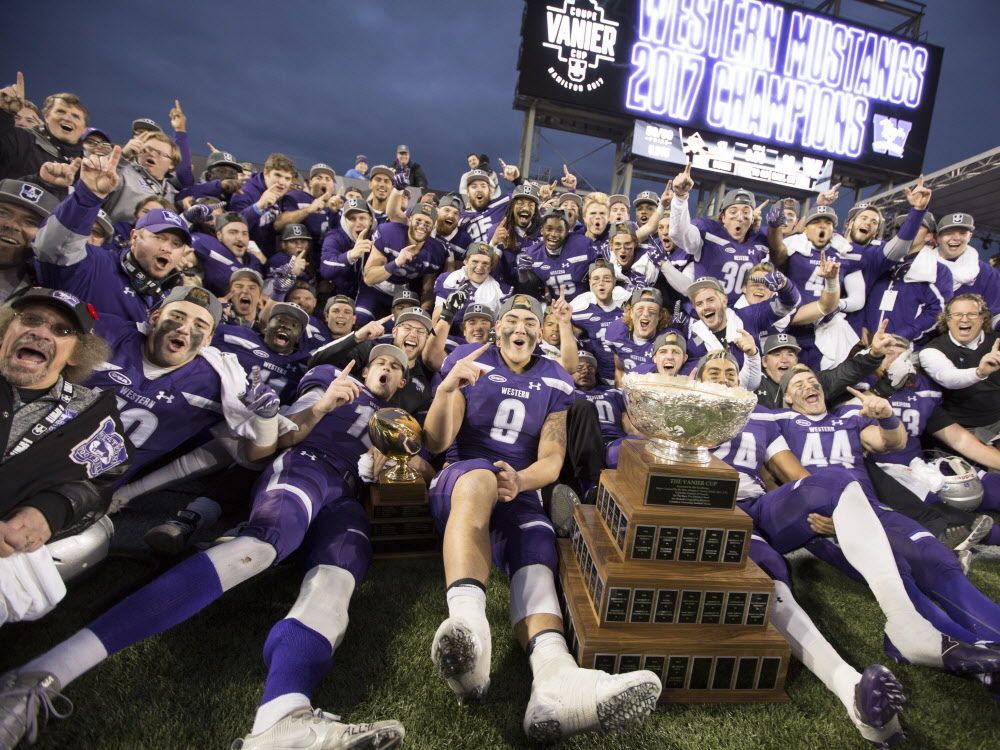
[572,506,773,627]
[558,540,789,704]
[598,470,752,566]
[366,475,439,560]
[616,439,739,510]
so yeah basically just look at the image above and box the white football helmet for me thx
[925,452,983,511]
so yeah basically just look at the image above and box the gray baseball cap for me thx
[609,194,629,207]
[762,333,801,356]
[578,350,598,368]
[512,182,541,205]
[630,287,663,307]
[369,165,394,180]
[465,168,491,186]
[324,294,356,312]
[937,212,975,233]
[633,190,659,207]
[206,151,242,171]
[229,268,264,288]
[804,205,838,226]
[558,192,583,208]
[719,188,755,213]
[686,276,726,301]
[395,306,433,332]
[438,193,464,211]
[370,343,409,375]
[0,179,58,218]
[159,285,222,327]
[463,303,495,323]
[269,301,309,327]
[309,163,336,179]
[498,293,544,323]
[653,330,687,354]
[392,288,421,307]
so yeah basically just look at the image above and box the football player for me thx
[423,295,661,742]
[0,347,411,749]
[777,366,1000,645]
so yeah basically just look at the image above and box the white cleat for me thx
[0,670,72,750]
[430,618,490,704]
[522,667,661,743]
[231,708,404,750]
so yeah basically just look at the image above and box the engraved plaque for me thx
[654,589,678,624]
[665,656,689,689]
[629,589,654,623]
[724,529,747,563]
[724,592,749,625]
[747,593,770,626]
[700,591,724,625]
[678,590,702,624]
[656,527,680,561]
[678,528,703,562]
[700,528,725,563]
[632,525,656,560]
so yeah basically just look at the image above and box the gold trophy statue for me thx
[368,407,422,483]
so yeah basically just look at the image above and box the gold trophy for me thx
[367,407,422,483]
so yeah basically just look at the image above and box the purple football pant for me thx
[808,504,1000,643]
[240,448,372,583]
[748,536,792,587]
[428,458,558,576]
[353,286,393,327]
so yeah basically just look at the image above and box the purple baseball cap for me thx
[136,208,191,243]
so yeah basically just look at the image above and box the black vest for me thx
[924,331,1000,427]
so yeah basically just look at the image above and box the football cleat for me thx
[430,619,490,703]
[231,708,404,750]
[936,514,993,552]
[888,634,1000,673]
[0,671,72,750]
[522,667,661,743]
[144,519,197,556]
[548,484,581,538]
[854,664,905,730]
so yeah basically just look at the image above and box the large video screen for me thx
[516,0,944,176]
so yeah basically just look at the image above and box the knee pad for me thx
[509,563,561,626]
[287,564,354,649]
[48,515,114,583]
[206,536,277,592]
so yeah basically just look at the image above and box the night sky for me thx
[2,0,997,196]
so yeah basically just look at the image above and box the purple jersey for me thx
[437,226,473,265]
[878,375,953,466]
[213,324,310,401]
[319,225,363,298]
[290,365,387,473]
[855,251,952,345]
[776,405,876,493]
[521,233,599,301]
[682,300,781,373]
[575,386,626,442]
[85,315,227,480]
[460,194,511,244]
[441,343,574,470]
[570,295,624,344]
[784,237,864,305]
[192,232,263,297]
[602,319,657,372]
[940,254,1000,313]
[372,221,448,283]
[713,407,790,498]
[682,219,769,297]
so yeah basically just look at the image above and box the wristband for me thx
[824,276,840,293]
[251,415,280,447]
[384,260,398,275]
[878,416,901,430]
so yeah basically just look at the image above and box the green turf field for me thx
[3,554,998,749]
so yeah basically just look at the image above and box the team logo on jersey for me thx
[253,349,271,359]
[155,391,174,403]
[69,417,128,478]
[871,114,913,158]
[19,183,43,203]
[107,371,132,386]
[542,0,618,93]
[528,381,542,391]
[795,419,811,427]
[488,374,508,383]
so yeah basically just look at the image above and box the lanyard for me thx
[120,251,163,298]
[7,380,75,457]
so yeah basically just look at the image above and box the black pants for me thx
[558,399,606,490]
[864,457,975,535]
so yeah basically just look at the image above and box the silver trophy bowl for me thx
[621,373,757,464]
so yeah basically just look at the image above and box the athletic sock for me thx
[832,482,944,666]
[445,582,491,684]
[770,581,858,715]
[22,629,107,689]
[252,619,332,733]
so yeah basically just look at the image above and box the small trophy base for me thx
[366,475,439,559]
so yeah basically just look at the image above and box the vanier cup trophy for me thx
[556,372,791,703]
[364,407,438,558]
